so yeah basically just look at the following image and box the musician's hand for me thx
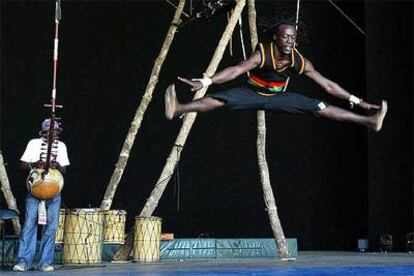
[50,161,60,169]
[35,160,46,169]
[177,77,203,92]
[358,100,381,110]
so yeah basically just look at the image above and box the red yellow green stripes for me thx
[247,74,286,93]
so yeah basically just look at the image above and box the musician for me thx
[13,119,69,272]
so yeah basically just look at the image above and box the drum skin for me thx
[28,168,64,199]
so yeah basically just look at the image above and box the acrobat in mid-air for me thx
[165,20,387,132]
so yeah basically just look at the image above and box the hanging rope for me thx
[165,0,190,17]
[328,0,365,36]
[295,0,300,29]
[173,144,183,212]
[227,11,234,56]
[238,17,247,60]
[282,0,300,92]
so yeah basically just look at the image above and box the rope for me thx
[282,0,300,93]
[328,0,365,36]
[295,0,300,29]
[165,0,190,18]
[173,144,183,212]
[238,17,247,60]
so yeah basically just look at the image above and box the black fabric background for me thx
[1,0,412,251]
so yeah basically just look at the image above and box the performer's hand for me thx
[50,161,60,169]
[177,77,203,91]
[35,160,46,169]
[358,100,381,110]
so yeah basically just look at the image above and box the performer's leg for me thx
[15,194,39,270]
[165,84,225,119]
[38,194,61,269]
[316,101,387,132]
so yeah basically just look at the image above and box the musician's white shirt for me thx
[20,138,70,166]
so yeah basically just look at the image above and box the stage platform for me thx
[1,251,413,275]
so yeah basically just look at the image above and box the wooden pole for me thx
[100,0,186,211]
[113,0,246,261]
[0,152,21,235]
[247,0,289,259]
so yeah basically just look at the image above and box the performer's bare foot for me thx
[165,84,178,120]
[371,100,388,132]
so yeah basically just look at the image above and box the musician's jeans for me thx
[15,193,61,270]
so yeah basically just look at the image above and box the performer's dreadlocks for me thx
[258,15,308,45]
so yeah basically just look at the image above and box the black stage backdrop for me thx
[1,0,412,251]
[365,1,413,251]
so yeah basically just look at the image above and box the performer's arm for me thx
[304,60,380,110]
[178,51,261,91]
[21,160,66,174]
[21,160,47,171]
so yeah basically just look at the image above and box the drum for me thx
[55,209,66,244]
[103,210,127,244]
[133,216,162,262]
[27,168,64,199]
[63,208,104,264]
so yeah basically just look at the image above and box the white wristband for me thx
[192,77,212,88]
[349,95,361,105]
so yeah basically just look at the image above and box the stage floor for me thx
[2,251,413,275]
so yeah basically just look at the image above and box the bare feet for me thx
[165,84,178,120]
[371,100,388,132]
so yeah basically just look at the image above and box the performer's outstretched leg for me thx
[316,101,388,132]
[165,84,225,119]
[165,83,388,132]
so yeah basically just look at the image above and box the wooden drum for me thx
[63,208,104,264]
[103,210,126,244]
[133,216,162,262]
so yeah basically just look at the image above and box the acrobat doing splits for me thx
[165,19,387,132]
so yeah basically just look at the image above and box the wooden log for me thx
[247,0,289,259]
[0,151,21,235]
[100,0,187,211]
[113,0,246,261]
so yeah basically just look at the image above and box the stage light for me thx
[357,239,369,252]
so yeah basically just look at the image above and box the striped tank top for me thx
[247,42,306,96]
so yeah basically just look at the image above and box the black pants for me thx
[210,87,328,115]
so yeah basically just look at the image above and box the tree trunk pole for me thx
[247,0,289,259]
[0,151,21,235]
[113,0,246,261]
[100,0,186,211]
